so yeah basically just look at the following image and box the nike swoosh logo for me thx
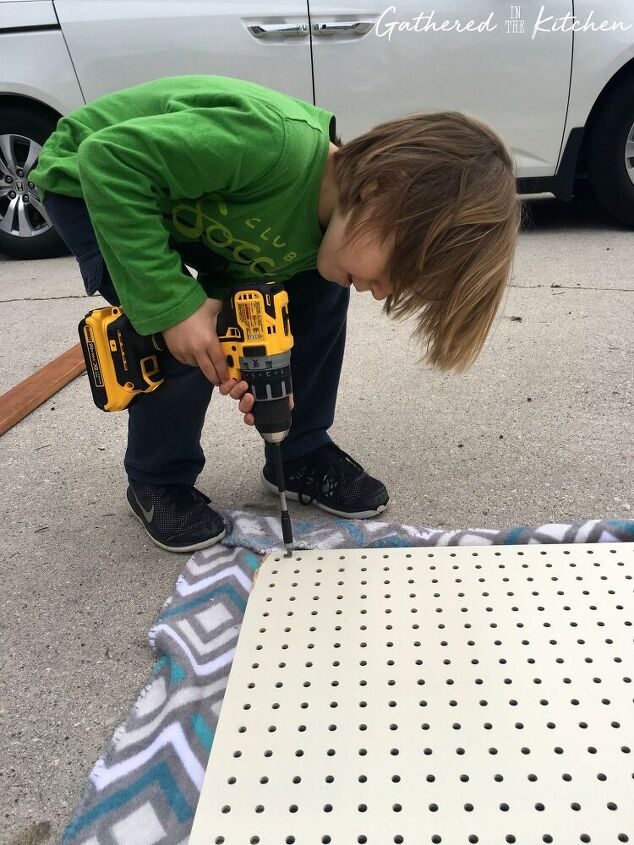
[133,490,154,523]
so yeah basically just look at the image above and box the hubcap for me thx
[0,133,52,238]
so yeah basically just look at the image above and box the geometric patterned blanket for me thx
[61,512,634,844]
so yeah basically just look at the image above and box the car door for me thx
[53,0,314,104]
[308,1,574,178]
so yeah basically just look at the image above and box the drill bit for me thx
[271,442,294,556]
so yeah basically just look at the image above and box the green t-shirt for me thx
[30,74,338,334]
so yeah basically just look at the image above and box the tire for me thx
[586,75,634,228]
[0,107,70,259]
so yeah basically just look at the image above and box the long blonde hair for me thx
[332,111,523,372]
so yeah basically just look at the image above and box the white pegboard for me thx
[188,543,634,845]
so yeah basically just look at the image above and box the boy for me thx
[30,74,520,553]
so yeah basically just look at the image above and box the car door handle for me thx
[311,21,374,36]
[247,22,309,38]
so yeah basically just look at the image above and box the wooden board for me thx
[0,343,86,436]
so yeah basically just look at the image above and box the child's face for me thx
[317,189,395,302]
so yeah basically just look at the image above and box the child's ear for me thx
[359,179,379,202]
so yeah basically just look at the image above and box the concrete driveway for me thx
[0,193,632,845]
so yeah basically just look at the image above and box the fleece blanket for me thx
[61,512,634,845]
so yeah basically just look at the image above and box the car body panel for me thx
[0,29,84,115]
[52,1,314,106]
[0,0,57,28]
[565,0,634,133]
[309,1,573,178]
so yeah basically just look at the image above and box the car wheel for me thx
[586,75,634,228]
[0,107,69,259]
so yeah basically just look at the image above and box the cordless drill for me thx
[78,280,295,555]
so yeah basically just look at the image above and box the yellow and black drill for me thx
[78,280,295,554]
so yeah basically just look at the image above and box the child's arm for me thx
[76,103,286,336]
[162,297,229,386]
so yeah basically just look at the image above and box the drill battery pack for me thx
[78,306,163,412]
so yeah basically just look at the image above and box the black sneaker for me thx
[127,480,226,553]
[262,442,389,519]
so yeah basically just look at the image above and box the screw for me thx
[23,194,30,203]
[5,175,12,184]
[8,191,16,199]
[16,168,24,177]
[28,182,34,189]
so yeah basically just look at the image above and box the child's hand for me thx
[218,379,256,426]
[161,298,228,385]
[218,379,294,428]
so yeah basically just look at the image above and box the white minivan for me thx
[2,0,634,259]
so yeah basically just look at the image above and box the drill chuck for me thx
[237,348,292,441]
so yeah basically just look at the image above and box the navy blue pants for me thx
[44,192,350,485]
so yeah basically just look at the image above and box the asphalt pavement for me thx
[0,193,632,845]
